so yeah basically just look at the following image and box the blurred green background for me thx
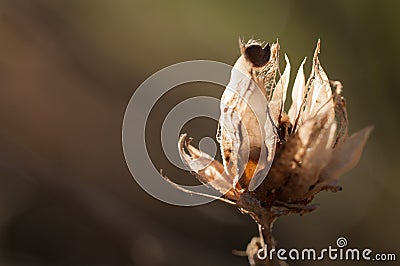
[0,0,399,265]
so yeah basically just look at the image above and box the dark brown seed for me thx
[244,44,271,67]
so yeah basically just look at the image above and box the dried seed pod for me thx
[165,38,372,265]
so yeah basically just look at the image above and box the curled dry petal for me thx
[178,134,238,201]
[218,40,276,191]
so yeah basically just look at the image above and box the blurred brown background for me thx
[0,0,399,265]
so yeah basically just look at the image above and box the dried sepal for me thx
[269,54,290,125]
[320,126,373,182]
[292,39,335,133]
[331,81,349,147]
[288,57,307,125]
[259,41,280,101]
[306,40,334,121]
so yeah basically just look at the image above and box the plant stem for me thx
[246,211,287,266]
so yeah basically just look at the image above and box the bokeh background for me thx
[0,0,399,265]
